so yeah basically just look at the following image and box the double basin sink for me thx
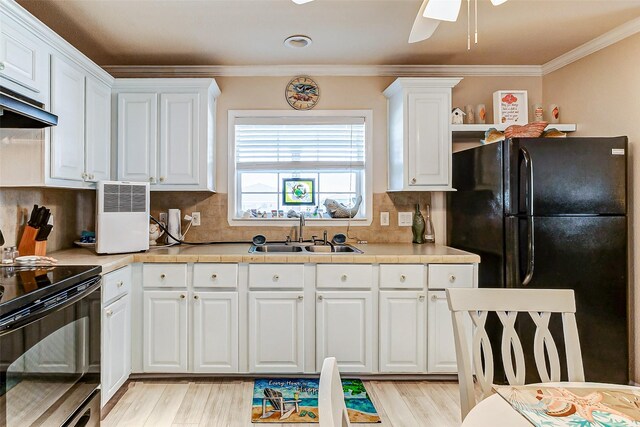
[249,242,363,254]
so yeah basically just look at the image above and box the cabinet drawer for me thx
[380,264,425,289]
[193,264,238,288]
[103,266,131,304]
[428,264,474,289]
[143,264,187,288]
[249,264,304,289]
[316,265,373,289]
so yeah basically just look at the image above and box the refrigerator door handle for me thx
[520,147,534,216]
[523,216,535,286]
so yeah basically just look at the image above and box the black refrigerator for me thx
[447,137,629,385]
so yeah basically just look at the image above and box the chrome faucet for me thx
[298,215,305,243]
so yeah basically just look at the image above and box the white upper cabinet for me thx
[117,93,158,183]
[0,0,114,189]
[114,79,220,191]
[85,76,111,182]
[384,78,462,191]
[159,93,200,185]
[50,54,85,181]
[0,10,50,104]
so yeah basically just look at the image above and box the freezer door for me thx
[505,137,627,215]
[505,215,628,384]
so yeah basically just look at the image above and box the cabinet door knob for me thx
[105,309,113,316]
[81,172,88,180]
[298,295,304,300]
[431,294,438,301]
[180,294,186,299]
[273,274,279,281]
[89,174,95,180]
[159,177,165,182]
[400,274,406,282]
[149,177,156,183]
[341,274,348,281]
[449,275,456,283]
[318,295,323,301]
[411,178,417,184]
[117,281,123,287]
[194,295,199,300]
[160,274,166,279]
[418,295,425,302]
[211,274,217,279]
[0,62,5,71]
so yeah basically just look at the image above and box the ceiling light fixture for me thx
[284,35,313,49]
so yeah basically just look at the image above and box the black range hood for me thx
[0,86,58,128]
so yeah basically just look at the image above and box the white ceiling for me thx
[18,0,640,66]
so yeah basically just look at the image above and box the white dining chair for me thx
[446,288,585,421]
[319,357,351,427]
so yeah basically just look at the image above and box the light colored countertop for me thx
[50,243,480,274]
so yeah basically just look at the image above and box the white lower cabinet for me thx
[427,290,471,373]
[193,292,238,372]
[316,291,373,373]
[379,291,426,373]
[102,294,131,407]
[143,290,188,373]
[249,292,304,373]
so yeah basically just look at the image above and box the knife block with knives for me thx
[18,205,53,256]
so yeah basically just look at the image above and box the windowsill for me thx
[228,217,372,227]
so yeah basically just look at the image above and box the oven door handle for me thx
[0,277,101,335]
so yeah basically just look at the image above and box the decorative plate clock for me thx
[286,76,319,110]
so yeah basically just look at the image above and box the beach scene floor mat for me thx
[251,378,381,423]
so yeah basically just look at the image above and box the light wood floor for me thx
[102,379,463,427]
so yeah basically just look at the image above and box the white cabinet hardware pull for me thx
[81,172,88,180]
[89,174,95,180]
[298,295,304,300]
[0,62,5,71]
[211,274,217,279]
[159,177,165,182]
[273,274,279,281]
[411,178,417,184]
[419,295,425,301]
[149,177,155,183]
[400,274,406,282]
[105,309,113,316]
[431,294,438,301]
[160,274,166,279]
[180,294,186,299]
[117,281,123,287]
[318,295,323,301]
[194,295,199,300]
[341,274,348,281]
[449,275,456,283]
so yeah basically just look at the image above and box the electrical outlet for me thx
[191,212,201,226]
[380,212,389,226]
[398,212,413,226]
[159,212,167,224]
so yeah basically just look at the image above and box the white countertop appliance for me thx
[96,181,150,254]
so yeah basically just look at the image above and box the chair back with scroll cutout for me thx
[446,288,585,420]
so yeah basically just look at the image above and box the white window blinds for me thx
[235,117,366,170]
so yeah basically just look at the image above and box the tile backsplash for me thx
[0,188,95,252]
[151,192,433,244]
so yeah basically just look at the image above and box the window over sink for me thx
[228,110,373,226]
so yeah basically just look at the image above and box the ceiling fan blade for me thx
[423,0,462,22]
[292,0,314,4]
[491,0,508,5]
[409,0,441,43]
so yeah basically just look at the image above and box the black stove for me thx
[0,265,101,318]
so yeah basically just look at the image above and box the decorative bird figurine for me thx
[323,196,363,218]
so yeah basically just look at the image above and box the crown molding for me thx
[103,64,543,78]
[542,16,640,75]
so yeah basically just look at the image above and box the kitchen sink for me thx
[249,243,362,254]
[251,244,303,253]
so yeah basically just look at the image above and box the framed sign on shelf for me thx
[493,90,528,125]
